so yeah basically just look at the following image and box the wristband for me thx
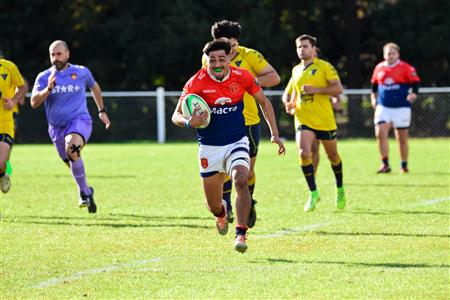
[98,108,107,113]
[184,119,191,128]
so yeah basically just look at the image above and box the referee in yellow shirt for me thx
[283,34,346,212]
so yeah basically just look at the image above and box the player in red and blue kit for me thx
[371,42,420,174]
[31,40,111,213]
[172,39,285,253]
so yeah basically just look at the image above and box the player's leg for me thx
[202,172,228,235]
[64,119,95,212]
[222,176,233,222]
[0,135,13,193]
[311,138,320,173]
[374,105,392,173]
[225,136,251,253]
[393,107,411,173]
[246,125,260,228]
[297,126,320,212]
[321,134,346,210]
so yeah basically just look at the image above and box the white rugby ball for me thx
[181,94,211,129]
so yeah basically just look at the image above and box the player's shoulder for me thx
[0,58,19,70]
[373,61,386,70]
[238,45,265,61]
[68,64,90,72]
[398,60,415,70]
[230,65,253,78]
[315,57,335,69]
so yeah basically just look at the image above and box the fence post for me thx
[156,87,166,143]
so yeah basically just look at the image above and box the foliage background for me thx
[1,0,449,90]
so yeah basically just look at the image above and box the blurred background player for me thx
[202,20,281,227]
[0,53,27,193]
[31,40,111,212]
[174,39,285,253]
[285,34,346,212]
[371,42,420,174]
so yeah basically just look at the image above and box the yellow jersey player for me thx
[0,56,26,193]
[202,20,281,227]
[284,34,346,212]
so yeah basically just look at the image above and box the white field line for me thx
[256,221,337,239]
[32,258,160,289]
[407,196,450,208]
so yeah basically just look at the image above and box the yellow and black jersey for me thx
[0,59,25,137]
[289,57,340,131]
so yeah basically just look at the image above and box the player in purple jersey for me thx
[31,40,111,213]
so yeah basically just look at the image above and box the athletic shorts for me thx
[374,105,411,129]
[198,136,250,178]
[0,133,14,147]
[246,124,260,158]
[297,124,337,140]
[48,118,92,161]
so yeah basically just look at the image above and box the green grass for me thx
[1,138,449,299]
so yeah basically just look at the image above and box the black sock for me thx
[236,226,247,236]
[382,156,389,166]
[332,162,343,188]
[301,164,316,191]
[222,179,232,210]
[401,161,408,169]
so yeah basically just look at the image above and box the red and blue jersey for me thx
[371,60,420,108]
[180,66,261,146]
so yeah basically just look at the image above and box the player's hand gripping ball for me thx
[181,94,211,128]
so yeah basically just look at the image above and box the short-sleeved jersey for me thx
[371,60,420,108]
[202,46,269,126]
[180,66,261,146]
[0,59,25,137]
[290,57,340,131]
[32,64,95,127]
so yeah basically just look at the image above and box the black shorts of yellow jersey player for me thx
[246,125,260,158]
[297,124,336,140]
[0,133,14,147]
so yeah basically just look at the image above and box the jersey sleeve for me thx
[371,64,381,84]
[32,72,47,93]
[243,48,269,74]
[83,66,96,88]
[284,77,294,94]
[324,61,340,82]
[9,62,25,88]
[405,63,420,83]
[243,70,262,95]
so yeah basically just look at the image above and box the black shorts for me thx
[297,124,337,140]
[0,133,14,147]
[246,124,260,158]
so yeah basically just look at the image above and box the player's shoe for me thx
[336,186,346,210]
[6,160,12,175]
[400,167,409,174]
[227,209,234,223]
[377,164,391,173]
[79,187,97,213]
[0,174,11,193]
[234,234,247,253]
[216,199,228,235]
[247,199,257,228]
[304,190,320,212]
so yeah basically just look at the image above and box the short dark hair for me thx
[211,20,241,40]
[296,34,317,47]
[203,39,232,55]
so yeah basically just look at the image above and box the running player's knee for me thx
[299,148,311,161]
[233,171,248,191]
[66,143,82,161]
[327,152,339,163]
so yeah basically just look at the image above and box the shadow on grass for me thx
[1,214,211,229]
[53,174,137,179]
[250,258,297,264]
[346,182,448,188]
[349,210,449,216]
[314,230,449,238]
[303,260,450,269]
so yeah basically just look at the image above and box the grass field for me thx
[1,138,449,299]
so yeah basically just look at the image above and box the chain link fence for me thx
[15,88,450,143]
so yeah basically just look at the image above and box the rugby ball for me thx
[181,94,211,129]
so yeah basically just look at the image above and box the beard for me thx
[53,60,68,70]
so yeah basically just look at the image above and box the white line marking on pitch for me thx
[407,196,450,208]
[32,258,161,289]
[256,221,337,239]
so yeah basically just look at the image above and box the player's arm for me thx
[253,90,285,155]
[255,64,280,88]
[31,73,56,108]
[370,83,378,108]
[90,82,111,129]
[282,77,296,115]
[4,83,27,111]
[302,78,343,97]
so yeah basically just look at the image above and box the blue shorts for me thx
[48,118,92,160]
